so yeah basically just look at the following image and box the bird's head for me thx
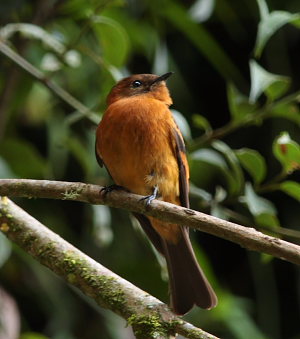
[106,72,173,106]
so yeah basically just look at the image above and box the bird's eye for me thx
[132,80,142,88]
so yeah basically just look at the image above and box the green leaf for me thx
[25,83,53,124]
[46,113,70,179]
[189,0,215,23]
[235,148,266,184]
[211,203,229,220]
[256,0,269,19]
[162,0,244,85]
[66,137,94,176]
[190,148,228,170]
[0,138,46,178]
[93,15,129,67]
[273,132,300,173]
[243,182,277,217]
[20,333,50,339]
[227,83,256,122]
[0,157,15,178]
[189,183,212,202]
[216,294,268,339]
[0,233,11,268]
[254,0,300,57]
[291,16,300,28]
[171,109,192,140]
[270,102,300,125]
[92,205,113,247]
[249,60,290,103]
[280,181,300,201]
[212,140,244,195]
[255,213,280,229]
[190,148,230,189]
[192,114,212,133]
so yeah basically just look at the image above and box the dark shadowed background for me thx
[1,0,300,338]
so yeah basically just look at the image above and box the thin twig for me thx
[0,179,300,265]
[0,40,97,123]
[0,197,218,339]
[188,90,300,150]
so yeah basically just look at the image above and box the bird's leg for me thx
[140,186,158,206]
[100,184,127,197]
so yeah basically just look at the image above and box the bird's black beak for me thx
[151,72,174,85]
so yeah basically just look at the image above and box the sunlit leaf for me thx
[256,0,269,19]
[40,53,62,71]
[171,109,192,140]
[273,132,300,173]
[249,60,290,103]
[211,203,228,220]
[153,42,169,75]
[235,148,266,184]
[214,185,227,202]
[255,0,300,57]
[64,50,82,68]
[92,205,113,247]
[243,182,276,216]
[190,148,228,169]
[189,0,215,23]
[0,157,15,178]
[280,181,300,201]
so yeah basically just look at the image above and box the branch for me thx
[188,89,300,151]
[0,197,218,339]
[0,40,99,124]
[0,179,300,265]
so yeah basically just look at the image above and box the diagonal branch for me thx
[0,179,300,265]
[0,40,99,124]
[0,197,218,339]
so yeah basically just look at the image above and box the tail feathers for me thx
[163,228,217,314]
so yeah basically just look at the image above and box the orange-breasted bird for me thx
[95,72,217,314]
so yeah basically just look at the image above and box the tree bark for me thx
[0,197,218,339]
[0,179,300,265]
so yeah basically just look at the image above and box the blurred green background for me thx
[1,0,300,338]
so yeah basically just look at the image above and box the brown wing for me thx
[95,139,104,167]
[172,126,190,208]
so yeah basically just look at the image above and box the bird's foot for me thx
[100,184,126,197]
[140,186,158,206]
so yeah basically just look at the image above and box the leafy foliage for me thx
[1,0,300,338]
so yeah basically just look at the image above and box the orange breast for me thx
[96,95,180,204]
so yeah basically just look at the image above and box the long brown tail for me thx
[133,213,217,314]
[163,227,217,314]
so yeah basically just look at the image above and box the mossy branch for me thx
[0,197,218,339]
[0,179,300,265]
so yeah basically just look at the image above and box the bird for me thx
[95,72,217,314]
